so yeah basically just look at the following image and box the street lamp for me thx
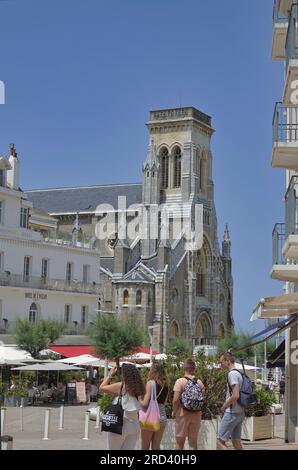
[148,325,159,362]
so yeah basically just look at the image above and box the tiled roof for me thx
[26,183,143,214]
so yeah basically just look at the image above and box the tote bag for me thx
[139,380,160,432]
[101,393,124,435]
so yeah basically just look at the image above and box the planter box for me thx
[161,418,218,450]
[197,419,218,450]
[241,415,273,441]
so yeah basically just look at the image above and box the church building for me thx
[27,107,233,352]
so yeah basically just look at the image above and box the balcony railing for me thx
[272,223,286,264]
[273,102,298,144]
[274,0,288,23]
[285,3,298,72]
[285,175,298,235]
[0,273,100,294]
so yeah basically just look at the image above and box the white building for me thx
[0,144,100,335]
[252,0,298,443]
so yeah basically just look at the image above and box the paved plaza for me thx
[1,405,298,451]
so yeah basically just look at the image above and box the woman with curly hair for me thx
[139,361,169,450]
[99,363,145,450]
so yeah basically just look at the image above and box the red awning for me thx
[49,345,158,358]
[49,345,98,358]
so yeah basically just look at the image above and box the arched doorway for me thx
[194,312,212,345]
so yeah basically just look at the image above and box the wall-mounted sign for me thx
[25,292,47,300]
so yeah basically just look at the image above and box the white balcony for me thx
[271,103,298,170]
[272,222,298,282]
[270,263,298,282]
[283,234,298,259]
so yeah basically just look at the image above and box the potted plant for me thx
[241,389,275,441]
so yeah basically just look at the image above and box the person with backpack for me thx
[218,352,249,450]
[172,358,205,450]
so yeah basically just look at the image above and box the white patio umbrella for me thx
[58,354,98,364]
[11,362,84,371]
[58,354,117,367]
[0,346,33,362]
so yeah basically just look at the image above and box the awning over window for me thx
[231,316,297,354]
[49,346,97,358]
[267,340,285,369]
[49,345,157,358]
[251,315,296,340]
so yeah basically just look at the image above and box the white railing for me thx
[0,273,100,294]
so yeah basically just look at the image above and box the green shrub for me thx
[98,394,113,411]
[245,389,276,417]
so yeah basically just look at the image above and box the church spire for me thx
[144,138,158,170]
[222,224,231,259]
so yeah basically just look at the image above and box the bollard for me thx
[82,411,90,440]
[1,435,13,450]
[1,407,6,436]
[95,407,100,429]
[20,403,24,432]
[42,408,51,440]
[58,405,64,430]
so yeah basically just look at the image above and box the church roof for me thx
[119,264,156,283]
[26,183,143,214]
[100,257,114,274]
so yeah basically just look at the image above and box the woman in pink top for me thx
[172,358,205,450]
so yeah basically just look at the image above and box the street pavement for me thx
[1,404,298,450]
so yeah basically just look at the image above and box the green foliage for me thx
[166,337,191,356]
[15,318,66,358]
[89,313,144,367]
[218,331,255,361]
[60,371,86,382]
[98,393,113,411]
[245,389,276,417]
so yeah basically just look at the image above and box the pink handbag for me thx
[139,380,161,431]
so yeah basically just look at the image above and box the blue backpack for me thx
[228,369,257,408]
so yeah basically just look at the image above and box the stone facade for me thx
[27,106,233,352]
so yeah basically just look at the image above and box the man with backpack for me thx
[172,358,205,450]
[218,352,252,450]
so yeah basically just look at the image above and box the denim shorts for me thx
[218,412,244,442]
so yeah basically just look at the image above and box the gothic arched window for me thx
[123,290,129,305]
[160,147,169,189]
[29,303,38,323]
[136,290,142,306]
[173,146,182,188]
[200,153,207,193]
[196,250,206,297]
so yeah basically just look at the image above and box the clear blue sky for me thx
[0,0,285,332]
